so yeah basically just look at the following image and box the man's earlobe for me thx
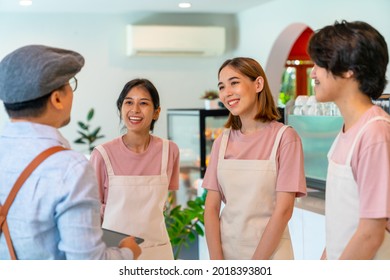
[344,70,354,78]
[50,91,64,110]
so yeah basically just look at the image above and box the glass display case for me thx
[167,108,229,206]
[287,115,343,191]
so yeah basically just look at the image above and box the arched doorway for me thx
[265,23,314,106]
[280,27,314,105]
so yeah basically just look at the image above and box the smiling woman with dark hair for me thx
[90,78,180,260]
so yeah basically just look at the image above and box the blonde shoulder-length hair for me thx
[218,57,280,130]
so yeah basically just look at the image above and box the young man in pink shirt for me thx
[308,20,390,259]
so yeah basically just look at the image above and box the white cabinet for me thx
[289,195,325,259]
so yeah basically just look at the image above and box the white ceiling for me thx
[0,0,274,14]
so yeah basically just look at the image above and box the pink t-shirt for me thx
[90,135,180,209]
[331,105,390,226]
[202,121,307,201]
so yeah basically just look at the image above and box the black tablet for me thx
[102,228,144,246]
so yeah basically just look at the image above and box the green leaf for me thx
[87,108,94,121]
[170,216,185,227]
[188,231,196,242]
[77,131,89,139]
[91,127,102,138]
[73,108,105,155]
[195,223,204,236]
[170,205,182,215]
[184,212,197,221]
[74,138,86,144]
[187,200,197,208]
[164,193,206,259]
[77,121,88,130]
[171,237,182,245]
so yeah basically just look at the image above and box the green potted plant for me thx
[164,189,206,260]
[74,108,105,153]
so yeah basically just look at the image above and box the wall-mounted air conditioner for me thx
[126,25,225,57]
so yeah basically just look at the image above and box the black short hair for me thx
[308,20,388,99]
[4,92,52,118]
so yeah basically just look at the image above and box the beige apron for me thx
[326,116,390,259]
[95,139,173,260]
[217,126,293,260]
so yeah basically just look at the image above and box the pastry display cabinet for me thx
[167,108,229,204]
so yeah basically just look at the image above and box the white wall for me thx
[0,13,236,152]
[236,0,390,96]
[1,0,389,153]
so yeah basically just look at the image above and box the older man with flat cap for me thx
[0,45,141,260]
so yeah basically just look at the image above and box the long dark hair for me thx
[116,78,160,131]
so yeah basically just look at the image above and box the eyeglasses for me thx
[69,77,78,92]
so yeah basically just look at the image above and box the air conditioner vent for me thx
[126,25,225,57]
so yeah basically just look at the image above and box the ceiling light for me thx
[178,2,191,9]
[19,0,32,6]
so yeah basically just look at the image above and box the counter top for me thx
[295,188,325,215]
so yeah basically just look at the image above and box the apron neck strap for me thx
[269,125,289,161]
[95,145,114,175]
[160,138,169,175]
[219,129,230,160]
[345,116,390,165]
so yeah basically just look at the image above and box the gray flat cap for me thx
[0,44,84,103]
